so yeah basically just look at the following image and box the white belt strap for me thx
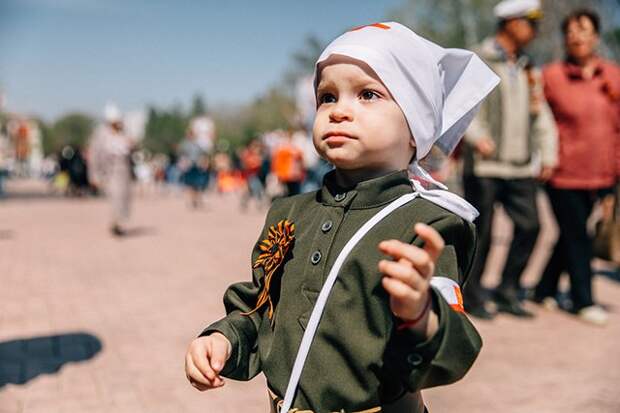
[280,192,418,412]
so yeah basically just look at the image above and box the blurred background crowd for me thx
[1,0,619,328]
[1,1,620,412]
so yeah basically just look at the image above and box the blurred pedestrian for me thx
[14,121,30,177]
[0,137,9,197]
[271,130,305,197]
[88,104,135,236]
[462,0,558,319]
[65,145,90,196]
[533,9,620,326]
[239,138,266,210]
[178,127,210,208]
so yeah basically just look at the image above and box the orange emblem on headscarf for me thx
[350,23,391,32]
[242,220,295,324]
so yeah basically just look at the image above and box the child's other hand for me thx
[378,223,443,335]
[185,332,232,391]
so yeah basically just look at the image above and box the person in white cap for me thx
[461,0,558,319]
[186,22,498,412]
[88,103,135,236]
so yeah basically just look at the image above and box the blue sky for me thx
[1,0,404,121]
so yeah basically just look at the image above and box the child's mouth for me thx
[323,132,356,142]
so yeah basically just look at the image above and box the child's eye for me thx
[318,93,336,105]
[360,90,380,101]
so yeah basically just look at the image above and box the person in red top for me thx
[239,138,266,210]
[534,9,620,325]
[271,131,305,196]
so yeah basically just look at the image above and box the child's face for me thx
[313,56,414,175]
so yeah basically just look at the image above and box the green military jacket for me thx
[202,170,482,412]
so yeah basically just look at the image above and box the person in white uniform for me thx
[88,104,135,236]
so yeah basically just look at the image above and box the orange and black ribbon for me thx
[242,220,295,325]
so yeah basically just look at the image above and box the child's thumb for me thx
[210,338,230,373]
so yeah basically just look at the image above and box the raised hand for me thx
[378,223,443,336]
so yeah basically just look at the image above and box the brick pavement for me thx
[0,179,618,413]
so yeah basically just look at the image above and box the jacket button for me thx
[310,251,322,265]
[321,220,333,233]
[407,353,423,367]
[334,192,347,202]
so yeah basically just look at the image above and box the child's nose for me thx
[329,101,353,122]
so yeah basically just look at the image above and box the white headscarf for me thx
[314,22,500,222]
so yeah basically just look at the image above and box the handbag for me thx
[593,185,620,265]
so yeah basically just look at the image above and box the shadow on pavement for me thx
[114,226,158,238]
[0,332,102,387]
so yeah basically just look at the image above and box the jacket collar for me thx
[319,169,413,209]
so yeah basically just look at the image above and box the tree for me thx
[43,113,95,155]
[386,0,620,62]
[190,94,207,117]
[142,106,188,155]
[283,35,326,86]
[213,86,296,151]
[532,0,620,62]
[386,0,497,48]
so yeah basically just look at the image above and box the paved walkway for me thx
[0,179,618,413]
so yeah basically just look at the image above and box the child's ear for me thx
[408,133,416,149]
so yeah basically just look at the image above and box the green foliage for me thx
[37,119,53,155]
[283,35,325,87]
[247,87,296,135]
[387,0,620,62]
[532,0,620,62]
[386,0,497,48]
[42,113,95,155]
[214,86,296,151]
[143,106,189,155]
[190,94,207,117]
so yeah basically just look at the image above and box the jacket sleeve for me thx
[533,68,559,168]
[198,199,285,381]
[87,129,106,185]
[533,100,558,168]
[613,67,620,179]
[390,214,482,391]
[616,110,620,180]
[464,98,491,144]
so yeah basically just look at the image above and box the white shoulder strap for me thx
[409,161,479,223]
[410,179,479,223]
[280,192,418,412]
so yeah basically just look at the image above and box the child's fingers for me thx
[189,379,210,391]
[381,276,423,302]
[378,259,426,291]
[187,369,214,391]
[378,240,434,278]
[414,223,445,262]
[189,344,220,383]
[208,336,231,374]
[186,358,219,389]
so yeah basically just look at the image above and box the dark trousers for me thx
[463,176,540,306]
[534,186,611,311]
